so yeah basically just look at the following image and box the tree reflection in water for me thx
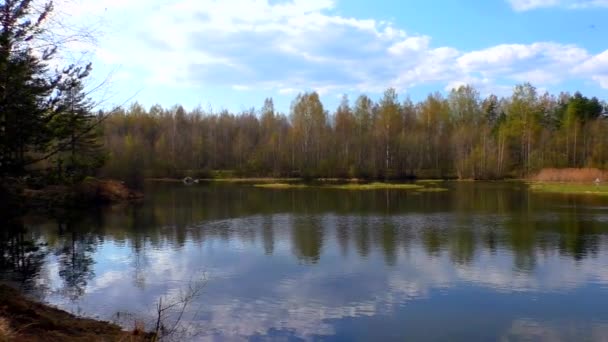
[0,219,47,291]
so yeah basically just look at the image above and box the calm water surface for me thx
[3,182,608,341]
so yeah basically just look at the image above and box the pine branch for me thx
[23,91,140,167]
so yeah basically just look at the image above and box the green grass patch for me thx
[254,182,426,190]
[415,179,441,184]
[416,187,449,192]
[211,178,300,183]
[253,183,309,189]
[326,182,424,190]
[529,182,608,196]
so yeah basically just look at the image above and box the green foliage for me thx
[99,85,608,181]
[50,79,106,183]
[0,0,103,183]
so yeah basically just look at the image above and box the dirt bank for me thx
[0,285,152,341]
[21,178,143,212]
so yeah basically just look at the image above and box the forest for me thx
[100,86,608,183]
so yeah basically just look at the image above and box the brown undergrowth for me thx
[531,168,608,182]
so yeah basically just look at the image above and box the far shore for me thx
[528,181,608,196]
[144,176,608,197]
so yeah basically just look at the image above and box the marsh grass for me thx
[416,187,449,192]
[325,182,424,190]
[210,178,300,183]
[252,182,449,191]
[529,182,608,196]
[415,179,441,184]
[253,183,309,189]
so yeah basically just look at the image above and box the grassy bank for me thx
[253,182,424,190]
[0,285,152,341]
[326,182,424,190]
[147,177,301,184]
[528,182,608,196]
[531,168,608,182]
[254,183,308,189]
[416,187,449,192]
[252,182,449,192]
[206,177,300,183]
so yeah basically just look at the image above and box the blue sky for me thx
[59,0,608,113]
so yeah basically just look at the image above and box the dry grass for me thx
[0,318,15,342]
[253,183,309,189]
[132,320,146,336]
[415,179,441,184]
[531,168,608,182]
[416,187,449,192]
[529,182,608,196]
[213,178,300,183]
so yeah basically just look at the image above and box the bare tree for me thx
[152,275,207,341]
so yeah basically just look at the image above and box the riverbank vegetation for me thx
[326,182,424,190]
[531,168,608,182]
[527,168,608,196]
[254,183,309,189]
[529,182,608,196]
[252,182,450,192]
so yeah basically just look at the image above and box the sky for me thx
[55,0,608,113]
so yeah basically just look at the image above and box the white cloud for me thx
[458,43,588,74]
[593,76,608,88]
[575,50,608,73]
[573,50,608,89]
[55,0,608,103]
[232,85,251,91]
[508,0,560,11]
[507,0,608,10]
[511,70,562,84]
[570,0,608,8]
[388,36,431,55]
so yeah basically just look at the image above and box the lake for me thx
[3,181,608,341]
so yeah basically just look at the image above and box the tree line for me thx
[101,85,608,182]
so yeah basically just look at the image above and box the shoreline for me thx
[145,177,462,183]
[0,284,153,341]
[2,178,144,216]
[145,177,608,197]
[527,181,608,196]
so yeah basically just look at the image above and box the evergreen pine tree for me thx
[50,71,106,182]
[0,1,99,180]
